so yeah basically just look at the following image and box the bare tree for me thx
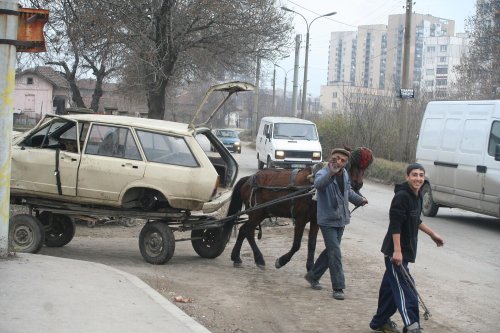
[454,0,500,100]
[24,0,124,111]
[105,0,292,119]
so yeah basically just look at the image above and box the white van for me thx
[256,116,322,169]
[415,100,500,218]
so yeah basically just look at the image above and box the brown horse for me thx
[223,147,373,271]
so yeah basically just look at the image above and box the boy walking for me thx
[369,163,444,333]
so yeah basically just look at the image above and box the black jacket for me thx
[381,182,422,263]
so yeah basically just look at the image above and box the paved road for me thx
[38,142,500,332]
[236,142,500,331]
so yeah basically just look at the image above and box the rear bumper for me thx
[202,190,233,213]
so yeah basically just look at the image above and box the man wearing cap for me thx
[369,163,444,333]
[304,148,368,300]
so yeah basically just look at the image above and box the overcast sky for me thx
[264,0,477,97]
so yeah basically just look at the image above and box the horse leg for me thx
[275,219,307,269]
[246,228,266,269]
[306,221,319,272]
[230,226,247,268]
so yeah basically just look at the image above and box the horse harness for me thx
[248,169,313,237]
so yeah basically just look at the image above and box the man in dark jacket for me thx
[304,148,368,300]
[369,163,444,333]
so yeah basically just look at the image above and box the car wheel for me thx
[266,156,273,169]
[38,212,76,247]
[139,190,158,211]
[139,221,175,264]
[237,147,241,154]
[191,227,228,259]
[422,183,439,217]
[257,155,264,170]
[9,214,45,253]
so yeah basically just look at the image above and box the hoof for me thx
[233,262,243,268]
[256,263,266,270]
[275,258,282,269]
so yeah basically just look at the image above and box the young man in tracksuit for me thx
[369,163,444,333]
[304,148,368,300]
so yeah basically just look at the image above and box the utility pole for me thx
[399,0,412,162]
[0,0,19,258]
[252,56,261,138]
[272,65,276,114]
[291,34,301,117]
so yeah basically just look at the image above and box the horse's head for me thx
[346,147,374,195]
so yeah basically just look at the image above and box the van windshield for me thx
[273,123,318,140]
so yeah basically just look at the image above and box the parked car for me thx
[416,100,500,218]
[212,128,242,153]
[10,81,254,214]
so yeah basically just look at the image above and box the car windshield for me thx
[216,130,239,138]
[273,123,317,140]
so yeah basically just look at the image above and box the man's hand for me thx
[391,251,403,266]
[361,197,368,206]
[431,232,444,247]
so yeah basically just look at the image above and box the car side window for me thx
[137,130,198,167]
[488,121,500,157]
[22,119,78,152]
[85,124,141,160]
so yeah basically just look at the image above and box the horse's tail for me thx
[223,176,250,233]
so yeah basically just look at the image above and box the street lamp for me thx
[281,7,336,118]
[274,64,293,114]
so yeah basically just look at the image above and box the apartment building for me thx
[385,13,455,90]
[420,34,469,98]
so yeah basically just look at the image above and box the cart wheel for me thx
[38,212,76,247]
[139,221,175,264]
[191,227,228,259]
[9,214,45,253]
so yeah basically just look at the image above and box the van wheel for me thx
[422,184,439,217]
[266,156,273,169]
[257,155,264,170]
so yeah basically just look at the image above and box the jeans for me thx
[310,225,345,290]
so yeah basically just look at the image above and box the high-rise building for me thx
[420,34,469,98]
[327,31,357,86]
[355,25,388,90]
[385,13,455,90]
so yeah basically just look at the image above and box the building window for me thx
[426,80,434,87]
[332,102,337,109]
[440,45,447,52]
[436,79,448,86]
[427,46,435,52]
[439,56,447,63]
[436,67,448,75]
[426,69,434,76]
[27,77,33,85]
[332,92,338,98]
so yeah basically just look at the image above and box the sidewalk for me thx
[0,253,211,333]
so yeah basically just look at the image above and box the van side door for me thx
[481,120,500,217]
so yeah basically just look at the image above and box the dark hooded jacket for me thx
[381,182,422,263]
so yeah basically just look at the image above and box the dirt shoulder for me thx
[36,217,464,333]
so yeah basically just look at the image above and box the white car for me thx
[11,81,254,214]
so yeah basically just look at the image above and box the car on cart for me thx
[212,128,242,153]
[9,81,254,264]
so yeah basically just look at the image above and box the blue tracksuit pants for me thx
[370,256,419,329]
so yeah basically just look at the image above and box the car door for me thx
[481,120,500,216]
[77,124,145,202]
[11,117,79,196]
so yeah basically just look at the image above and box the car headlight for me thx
[312,152,321,160]
[234,141,241,146]
[275,150,285,159]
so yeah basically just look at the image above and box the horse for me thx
[224,147,374,271]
